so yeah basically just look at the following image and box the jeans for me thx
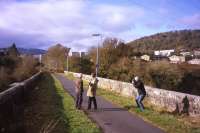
[88,97,97,110]
[76,92,83,109]
[135,94,145,111]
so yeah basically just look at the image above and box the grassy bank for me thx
[65,72,200,133]
[24,73,100,133]
[97,89,200,133]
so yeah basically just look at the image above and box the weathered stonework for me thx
[65,71,200,116]
[0,72,42,132]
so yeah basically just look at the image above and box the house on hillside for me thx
[80,52,87,57]
[188,59,200,65]
[154,49,175,57]
[141,55,151,61]
[194,50,200,58]
[180,51,191,56]
[0,48,8,56]
[169,55,186,63]
[72,52,80,57]
[69,51,87,57]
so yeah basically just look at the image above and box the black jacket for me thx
[133,80,146,95]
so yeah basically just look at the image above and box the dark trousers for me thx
[88,97,97,109]
[76,93,83,109]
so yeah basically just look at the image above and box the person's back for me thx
[75,78,83,94]
[133,80,146,95]
[75,74,83,109]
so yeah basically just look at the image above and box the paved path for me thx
[55,74,165,133]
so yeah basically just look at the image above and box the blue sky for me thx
[0,0,199,51]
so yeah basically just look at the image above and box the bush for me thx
[0,55,39,91]
[12,56,38,81]
[147,61,184,90]
[68,56,93,74]
[108,57,133,82]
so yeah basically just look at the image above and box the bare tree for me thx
[43,44,70,72]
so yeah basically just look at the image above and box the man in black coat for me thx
[75,74,84,109]
[132,76,146,111]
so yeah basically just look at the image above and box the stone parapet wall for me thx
[65,71,200,116]
[0,72,42,132]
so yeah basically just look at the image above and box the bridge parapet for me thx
[0,72,42,133]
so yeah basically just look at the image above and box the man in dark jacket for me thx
[132,76,146,111]
[75,73,84,109]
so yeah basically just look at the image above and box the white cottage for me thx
[154,49,175,57]
[141,55,151,61]
[188,59,200,65]
[169,55,185,63]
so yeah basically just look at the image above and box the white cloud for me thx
[0,0,144,51]
[93,4,144,32]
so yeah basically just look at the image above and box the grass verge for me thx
[24,73,101,133]
[65,72,200,133]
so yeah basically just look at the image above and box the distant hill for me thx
[0,47,46,55]
[127,29,200,54]
[17,48,46,55]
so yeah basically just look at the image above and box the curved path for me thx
[55,74,165,133]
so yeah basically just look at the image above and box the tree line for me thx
[127,29,200,55]
[42,30,200,96]
[0,44,39,92]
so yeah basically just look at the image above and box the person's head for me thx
[91,73,95,78]
[134,76,139,82]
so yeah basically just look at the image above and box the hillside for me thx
[17,48,46,55]
[127,29,200,54]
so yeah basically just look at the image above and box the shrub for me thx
[147,61,184,90]
[12,56,38,81]
[108,57,133,82]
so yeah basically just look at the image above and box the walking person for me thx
[75,73,84,109]
[87,73,98,110]
[132,76,146,111]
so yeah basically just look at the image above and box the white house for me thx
[180,52,191,56]
[69,51,87,57]
[169,55,185,63]
[141,55,151,61]
[194,50,200,57]
[188,59,200,65]
[0,48,8,56]
[72,52,80,57]
[154,49,175,57]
